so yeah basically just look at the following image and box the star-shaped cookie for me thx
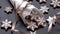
[4,6,12,13]
[50,0,60,8]
[40,6,49,13]
[27,22,38,31]
[1,19,12,30]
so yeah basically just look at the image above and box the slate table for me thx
[0,0,60,34]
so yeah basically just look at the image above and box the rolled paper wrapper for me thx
[10,0,46,31]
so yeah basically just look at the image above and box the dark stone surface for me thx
[0,0,60,34]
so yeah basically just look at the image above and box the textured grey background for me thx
[0,0,60,34]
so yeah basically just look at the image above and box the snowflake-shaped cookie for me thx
[27,22,38,31]
[4,6,12,13]
[35,17,46,26]
[40,6,49,13]
[47,16,56,25]
[50,0,60,8]
[1,19,12,30]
